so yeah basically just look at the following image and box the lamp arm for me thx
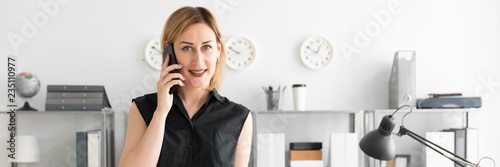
[398,126,477,167]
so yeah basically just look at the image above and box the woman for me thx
[119,6,253,167]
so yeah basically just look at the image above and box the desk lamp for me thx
[359,105,493,167]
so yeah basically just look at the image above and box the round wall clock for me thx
[299,36,334,70]
[144,37,163,71]
[225,36,256,70]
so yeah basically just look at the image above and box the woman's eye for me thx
[182,46,192,51]
[202,45,211,50]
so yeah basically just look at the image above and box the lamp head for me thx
[359,115,397,160]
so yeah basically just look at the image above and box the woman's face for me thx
[173,23,220,90]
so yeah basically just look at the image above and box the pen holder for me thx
[265,90,284,111]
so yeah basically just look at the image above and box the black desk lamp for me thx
[359,105,491,167]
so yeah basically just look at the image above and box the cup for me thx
[292,84,307,111]
[265,90,283,111]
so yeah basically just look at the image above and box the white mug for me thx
[292,84,307,111]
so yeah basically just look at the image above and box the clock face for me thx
[300,36,334,70]
[225,37,256,70]
[144,37,163,71]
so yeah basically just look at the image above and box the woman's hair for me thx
[161,6,226,91]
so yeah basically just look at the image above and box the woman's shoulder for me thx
[132,93,158,126]
[215,93,250,115]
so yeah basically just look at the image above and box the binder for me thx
[76,132,87,167]
[87,130,101,167]
[389,51,416,108]
[442,128,479,166]
[45,85,111,111]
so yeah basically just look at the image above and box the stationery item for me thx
[292,84,307,111]
[87,130,102,167]
[76,132,88,167]
[328,133,358,167]
[290,160,324,167]
[290,150,322,160]
[417,96,482,109]
[257,133,285,167]
[45,85,111,111]
[290,142,322,150]
[262,85,285,110]
[389,50,416,108]
[442,128,479,166]
[426,132,455,167]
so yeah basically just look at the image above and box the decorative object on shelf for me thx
[290,142,323,167]
[15,72,41,111]
[225,36,256,70]
[292,84,307,111]
[359,105,495,167]
[144,37,163,71]
[389,50,416,109]
[299,36,333,70]
[262,85,286,110]
[45,85,111,111]
[9,135,40,167]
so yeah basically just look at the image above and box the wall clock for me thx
[299,36,334,70]
[225,36,256,70]
[144,37,163,71]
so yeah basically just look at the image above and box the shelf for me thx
[252,110,363,114]
[370,108,480,113]
[1,110,113,115]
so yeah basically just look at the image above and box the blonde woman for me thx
[120,6,252,167]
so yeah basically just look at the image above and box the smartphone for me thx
[163,44,179,94]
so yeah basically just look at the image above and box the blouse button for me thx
[187,145,192,149]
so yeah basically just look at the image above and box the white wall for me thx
[1,0,499,166]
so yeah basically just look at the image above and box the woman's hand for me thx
[156,54,185,118]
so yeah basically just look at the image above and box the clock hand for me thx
[152,46,161,53]
[315,45,321,53]
[229,47,241,54]
[306,47,317,53]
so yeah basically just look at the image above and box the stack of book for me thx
[45,85,111,111]
[290,142,323,167]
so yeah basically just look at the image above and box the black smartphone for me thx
[163,44,179,94]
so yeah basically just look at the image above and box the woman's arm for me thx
[235,113,253,167]
[118,102,168,167]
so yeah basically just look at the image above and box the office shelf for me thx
[1,110,114,167]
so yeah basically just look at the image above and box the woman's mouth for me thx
[189,69,207,77]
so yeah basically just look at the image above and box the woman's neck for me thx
[177,87,210,118]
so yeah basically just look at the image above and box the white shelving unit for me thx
[364,108,481,167]
[250,110,364,167]
[2,111,115,167]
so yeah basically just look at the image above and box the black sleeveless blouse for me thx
[132,89,250,167]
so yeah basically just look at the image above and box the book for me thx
[426,132,455,167]
[290,160,323,167]
[257,133,285,167]
[290,150,322,160]
[442,128,479,167]
[46,104,104,111]
[290,142,322,150]
[328,133,358,167]
[76,132,87,167]
[87,130,101,167]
